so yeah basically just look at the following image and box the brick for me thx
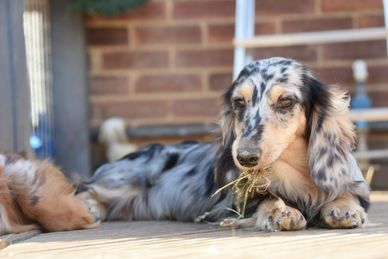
[249,45,317,62]
[209,72,233,91]
[90,76,129,95]
[322,40,387,61]
[282,17,353,33]
[208,22,276,44]
[171,98,220,117]
[134,25,201,45]
[371,165,388,189]
[100,100,168,119]
[357,14,385,28]
[173,0,235,19]
[176,48,233,67]
[368,64,388,84]
[255,22,278,36]
[86,1,166,22]
[135,74,202,93]
[368,135,388,149]
[368,91,388,107]
[103,51,169,69]
[208,24,234,44]
[86,27,128,46]
[255,0,314,15]
[322,0,383,12]
[312,66,354,85]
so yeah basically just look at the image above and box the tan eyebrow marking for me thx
[238,84,253,101]
[268,85,286,102]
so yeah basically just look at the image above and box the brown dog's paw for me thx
[257,206,307,232]
[321,204,366,229]
[10,223,40,234]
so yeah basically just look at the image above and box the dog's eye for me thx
[233,97,246,109]
[277,96,295,109]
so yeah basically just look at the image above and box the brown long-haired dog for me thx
[80,57,369,232]
[0,153,99,235]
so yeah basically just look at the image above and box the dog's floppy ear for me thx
[214,86,238,187]
[304,76,356,194]
[220,101,235,148]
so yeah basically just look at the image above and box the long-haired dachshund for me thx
[0,153,99,235]
[80,57,369,231]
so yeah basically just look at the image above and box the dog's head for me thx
[218,57,355,191]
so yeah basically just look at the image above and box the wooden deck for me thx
[1,192,388,258]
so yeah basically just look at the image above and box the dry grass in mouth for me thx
[212,163,274,217]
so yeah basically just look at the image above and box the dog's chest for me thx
[269,158,317,204]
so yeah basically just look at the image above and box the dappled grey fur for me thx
[82,57,369,228]
[84,143,236,221]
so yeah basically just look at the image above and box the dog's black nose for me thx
[237,152,259,167]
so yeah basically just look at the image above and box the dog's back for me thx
[81,142,238,222]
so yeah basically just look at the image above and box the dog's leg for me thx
[320,193,367,229]
[10,223,39,233]
[220,217,256,229]
[255,198,307,232]
[221,197,307,231]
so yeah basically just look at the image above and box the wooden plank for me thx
[1,192,388,258]
[350,108,388,122]
[0,0,16,151]
[234,27,388,48]
[50,0,91,177]
[8,0,31,152]
[353,148,388,159]
[384,0,388,51]
[0,0,31,152]
[0,230,41,250]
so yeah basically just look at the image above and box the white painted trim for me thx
[234,27,388,48]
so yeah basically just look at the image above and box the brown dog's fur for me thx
[0,165,37,234]
[0,153,99,235]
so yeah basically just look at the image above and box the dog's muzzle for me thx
[236,150,260,168]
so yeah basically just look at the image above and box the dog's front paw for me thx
[256,206,307,232]
[321,202,366,229]
[220,217,239,228]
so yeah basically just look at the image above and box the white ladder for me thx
[233,0,388,79]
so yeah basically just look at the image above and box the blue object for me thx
[30,113,55,159]
[30,134,42,149]
[351,81,372,129]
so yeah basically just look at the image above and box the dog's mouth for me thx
[213,162,274,217]
[237,161,270,171]
[240,162,275,179]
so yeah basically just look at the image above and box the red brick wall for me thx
[86,0,388,189]
[86,0,387,129]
